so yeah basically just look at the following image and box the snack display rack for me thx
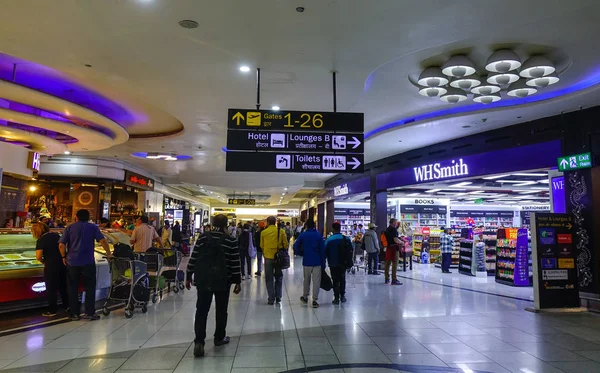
[495,228,531,287]
[458,228,475,276]
[483,230,497,276]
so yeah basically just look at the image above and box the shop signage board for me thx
[557,152,592,172]
[334,183,349,197]
[450,210,513,217]
[530,212,579,310]
[228,198,256,206]
[27,152,40,172]
[226,109,364,174]
[401,205,446,214]
[551,176,566,213]
[124,171,154,191]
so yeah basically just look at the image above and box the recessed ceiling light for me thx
[418,67,449,87]
[284,187,288,191]
[449,182,472,187]
[485,49,522,73]
[84,64,92,68]
[178,20,199,29]
[449,74,481,90]
[512,173,547,177]
[507,80,537,98]
[418,86,447,97]
[64,151,71,155]
[296,6,305,12]
[471,81,501,95]
[483,174,511,180]
[239,65,251,73]
[272,106,280,111]
[442,55,476,78]
[518,190,540,194]
[487,72,519,86]
[425,189,441,193]
[473,93,501,104]
[440,87,468,104]
[406,193,420,196]
[526,73,560,88]
[519,56,555,78]
[467,191,485,194]
[462,125,471,128]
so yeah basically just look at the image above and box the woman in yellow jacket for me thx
[260,216,289,305]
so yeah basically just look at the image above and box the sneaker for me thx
[42,312,57,317]
[268,299,275,305]
[193,343,205,357]
[312,301,319,308]
[300,296,308,304]
[247,275,252,280]
[276,298,281,303]
[332,298,340,305]
[341,296,347,303]
[385,279,390,284]
[255,272,261,277]
[391,280,403,285]
[82,314,100,321]
[241,275,245,281]
[69,315,81,321]
[214,336,230,346]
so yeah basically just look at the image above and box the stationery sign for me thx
[530,213,579,310]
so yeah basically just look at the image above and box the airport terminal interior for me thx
[2,1,600,372]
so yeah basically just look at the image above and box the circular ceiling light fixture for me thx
[418,86,447,97]
[441,55,476,78]
[440,87,468,104]
[473,93,501,104]
[471,78,501,95]
[526,72,560,87]
[507,79,537,98]
[487,71,520,85]
[519,56,555,78]
[485,49,521,73]
[239,65,251,73]
[449,74,481,89]
[178,20,199,29]
[417,67,449,87]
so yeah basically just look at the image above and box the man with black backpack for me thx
[186,214,242,358]
[325,222,353,304]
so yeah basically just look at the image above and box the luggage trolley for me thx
[159,249,185,299]
[142,250,164,304]
[102,256,150,318]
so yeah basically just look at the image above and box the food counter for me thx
[0,228,130,312]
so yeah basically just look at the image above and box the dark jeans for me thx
[195,288,230,344]
[256,250,263,273]
[68,263,96,317]
[264,258,283,301]
[330,266,346,299]
[44,261,69,313]
[441,253,452,272]
[367,252,379,273]
[240,249,252,276]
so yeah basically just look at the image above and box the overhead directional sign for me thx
[557,152,592,172]
[226,152,364,174]
[228,198,255,206]
[226,108,365,174]
[227,130,363,154]
[227,109,363,133]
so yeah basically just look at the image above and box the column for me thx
[325,200,335,237]
[370,175,387,232]
[317,203,325,236]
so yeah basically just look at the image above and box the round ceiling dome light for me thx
[418,86,447,97]
[519,56,555,78]
[487,71,520,85]
[417,67,449,87]
[471,79,501,95]
[473,93,501,104]
[507,79,537,98]
[485,49,521,73]
[440,87,468,104]
[526,72,560,87]
[441,55,476,78]
[449,74,481,89]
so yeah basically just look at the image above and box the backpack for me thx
[194,233,229,292]
[380,232,388,248]
[113,243,134,259]
[338,235,354,269]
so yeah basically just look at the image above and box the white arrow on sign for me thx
[348,157,361,170]
[347,136,361,149]
[560,159,569,169]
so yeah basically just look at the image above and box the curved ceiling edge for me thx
[0,125,66,153]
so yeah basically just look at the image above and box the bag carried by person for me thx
[275,228,290,269]
[248,231,257,259]
[338,235,354,269]
[380,232,388,248]
[194,233,229,291]
[320,268,333,291]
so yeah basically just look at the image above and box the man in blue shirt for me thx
[294,219,325,308]
[439,227,454,274]
[325,222,353,304]
[59,209,112,321]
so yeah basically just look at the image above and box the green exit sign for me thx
[474,198,484,204]
[557,152,592,172]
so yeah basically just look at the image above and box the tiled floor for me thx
[1,257,600,373]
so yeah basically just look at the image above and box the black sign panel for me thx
[226,152,364,174]
[400,205,446,214]
[227,130,363,154]
[228,199,255,206]
[531,213,579,309]
[227,109,363,133]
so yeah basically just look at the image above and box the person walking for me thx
[325,222,353,304]
[238,223,253,280]
[362,223,381,275]
[161,220,173,248]
[294,219,325,308]
[186,214,241,358]
[384,219,403,285]
[172,221,182,247]
[440,228,454,273]
[254,221,265,277]
[33,222,69,317]
[59,209,112,321]
[130,215,163,253]
[260,216,288,305]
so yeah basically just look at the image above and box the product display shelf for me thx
[412,230,423,263]
[433,230,460,269]
[334,215,370,236]
[483,230,497,276]
[495,228,531,287]
[450,217,514,229]
[458,228,474,276]
[428,230,441,264]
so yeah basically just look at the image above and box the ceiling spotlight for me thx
[63,151,71,155]
[239,65,251,73]
[449,74,481,89]
[178,20,199,29]
[471,79,501,95]
[507,79,537,98]
[473,93,501,104]
[272,106,280,111]
[520,56,555,78]
[441,55,476,78]
[417,67,449,87]
[487,71,520,86]
[418,86,447,97]
[440,87,468,104]
[485,49,521,73]
[526,72,560,88]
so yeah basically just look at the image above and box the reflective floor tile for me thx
[119,347,186,370]
[386,353,448,367]
[549,360,600,373]
[56,358,126,373]
[173,357,233,373]
[332,345,391,364]
[371,336,429,354]
[232,346,286,368]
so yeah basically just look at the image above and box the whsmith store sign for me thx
[413,158,469,182]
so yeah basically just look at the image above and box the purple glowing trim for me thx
[131,152,192,161]
[221,147,228,153]
[365,69,600,139]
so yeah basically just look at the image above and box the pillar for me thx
[370,175,387,233]
[325,200,335,237]
[317,203,325,236]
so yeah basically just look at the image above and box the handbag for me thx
[320,268,332,291]
[248,231,257,259]
[274,228,290,269]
